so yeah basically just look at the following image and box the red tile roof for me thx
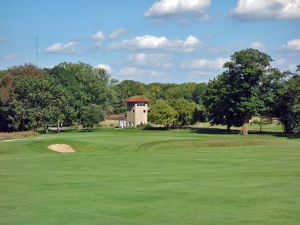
[125,97,151,103]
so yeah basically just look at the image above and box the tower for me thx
[125,97,150,127]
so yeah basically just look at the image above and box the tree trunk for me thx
[241,118,249,135]
[43,121,48,133]
[259,116,262,133]
[56,120,60,133]
[226,124,231,132]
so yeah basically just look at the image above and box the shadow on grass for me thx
[190,127,299,139]
[190,127,240,135]
[143,126,171,131]
[271,133,300,139]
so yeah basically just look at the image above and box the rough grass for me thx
[0,128,299,225]
[0,130,39,141]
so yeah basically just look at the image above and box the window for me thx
[133,110,135,113]
[143,110,146,113]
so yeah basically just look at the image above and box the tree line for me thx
[0,49,299,134]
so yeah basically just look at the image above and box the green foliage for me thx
[273,74,300,133]
[113,80,149,113]
[192,104,207,123]
[13,75,70,132]
[204,73,242,131]
[165,83,197,100]
[80,104,104,131]
[0,63,115,132]
[192,83,207,104]
[0,64,55,132]
[259,68,287,117]
[148,83,161,99]
[204,49,272,131]
[0,55,297,134]
[169,98,197,126]
[50,62,116,126]
[149,99,177,128]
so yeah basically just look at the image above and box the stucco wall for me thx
[126,103,148,127]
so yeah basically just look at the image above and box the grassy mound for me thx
[139,137,289,150]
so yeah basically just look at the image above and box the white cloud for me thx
[119,66,165,80]
[250,41,266,50]
[45,41,77,54]
[92,31,105,46]
[231,0,300,21]
[110,35,201,52]
[280,38,300,52]
[181,58,228,80]
[91,29,126,46]
[109,28,126,39]
[128,53,173,68]
[181,58,228,71]
[92,31,105,41]
[145,0,211,18]
[272,58,297,71]
[96,64,112,73]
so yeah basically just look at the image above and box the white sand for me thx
[48,144,75,153]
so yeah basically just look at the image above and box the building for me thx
[125,97,150,127]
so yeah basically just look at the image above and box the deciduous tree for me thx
[169,99,197,126]
[149,99,177,128]
[204,49,272,134]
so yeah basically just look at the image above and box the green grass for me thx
[0,128,299,225]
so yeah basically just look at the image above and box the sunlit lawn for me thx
[0,128,299,225]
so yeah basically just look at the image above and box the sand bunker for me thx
[48,144,75,153]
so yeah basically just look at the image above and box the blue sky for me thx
[0,0,299,83]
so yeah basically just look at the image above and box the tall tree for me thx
[13,75,70,133]
[204,73,243,132]
[205,49,272,134]
[50,62,116,126]
[0,64,50,132]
